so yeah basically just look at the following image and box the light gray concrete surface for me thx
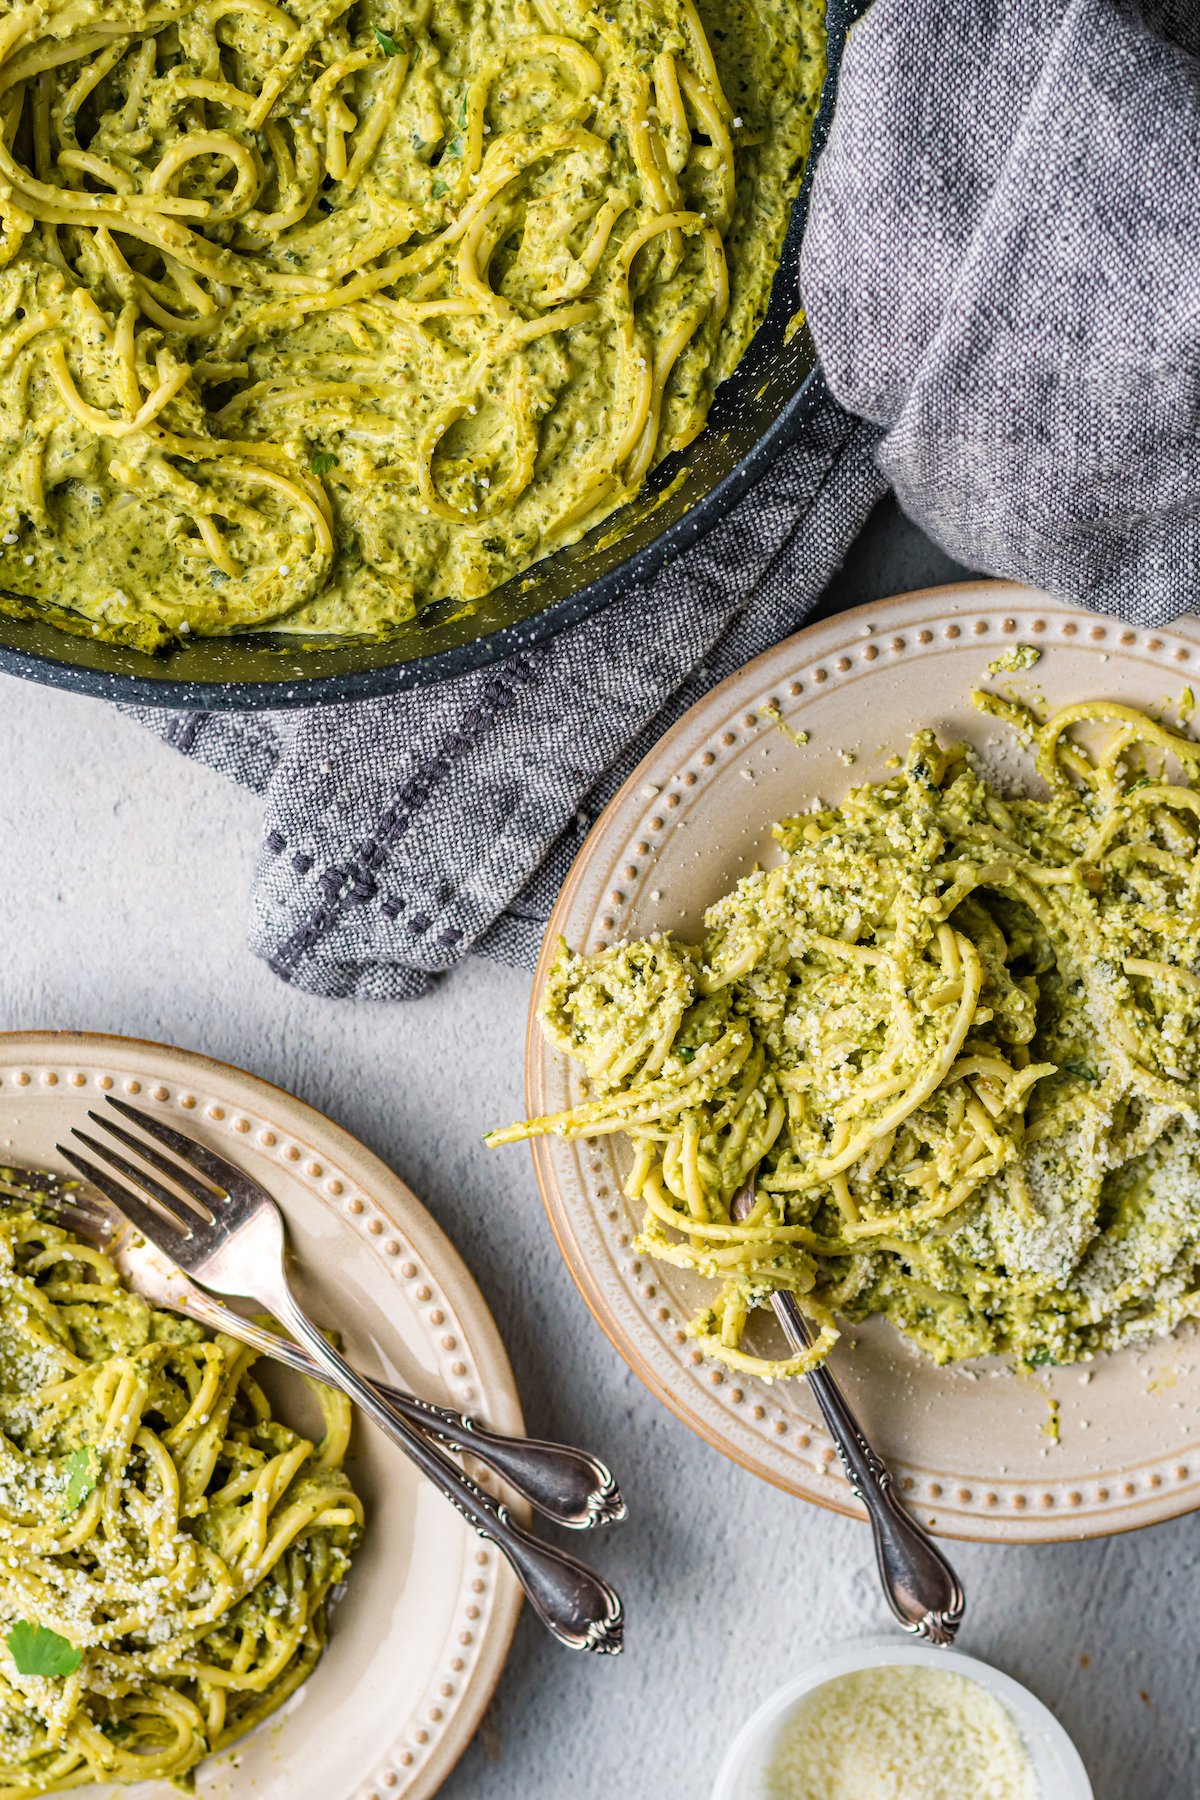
[2,582,1197,1799]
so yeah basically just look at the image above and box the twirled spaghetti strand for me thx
[0,1210,361,1796]
[493,698,1200,1379]
[0,0,825,648]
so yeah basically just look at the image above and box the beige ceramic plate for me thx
[0,1031,522,1800]
[526,580,1200,1543]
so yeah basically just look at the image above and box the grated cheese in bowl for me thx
[761,1666,1036,1800]
[712,1642,1093,1800]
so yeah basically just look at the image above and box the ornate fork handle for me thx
[53,1123,624,1655]
[774,1291,965,1645]
[0,1170,624,1535]
[167,1288,623,1531]
[273,1286,624,1654]
[397,1395,625,1529]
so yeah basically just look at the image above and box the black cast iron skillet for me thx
[0,0,861,710]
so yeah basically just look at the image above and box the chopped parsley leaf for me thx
[7,1622,81,1678]
[60,1446,100,1518]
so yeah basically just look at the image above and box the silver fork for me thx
[58,1104,624,1655]
[0,1162,623,1533]
[732,1174,965,1644]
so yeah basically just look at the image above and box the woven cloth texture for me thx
[801,0,1200,623]
[129,398,885,997]
[132,0,1200,997]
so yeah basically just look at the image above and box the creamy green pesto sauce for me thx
[497,699,1200,1377]
[0,0,825,650]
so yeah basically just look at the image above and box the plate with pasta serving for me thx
[0,1032,524,1799]
[496,580,1200,1543]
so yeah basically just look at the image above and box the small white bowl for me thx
[712,1637,1094,1800]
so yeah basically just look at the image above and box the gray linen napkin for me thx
[129,397,885,998]
[800,0,1200,623]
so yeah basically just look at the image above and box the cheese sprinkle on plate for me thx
[494,695,1200,1382]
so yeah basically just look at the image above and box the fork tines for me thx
[58,1096,243,1244]
[0,1163,78,1200]
[102,1098,244,1195]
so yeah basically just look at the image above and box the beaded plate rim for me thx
[0,1029,524,1800]
[526,580,1200,1546]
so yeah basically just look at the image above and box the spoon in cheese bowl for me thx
[730,1174,965,1644]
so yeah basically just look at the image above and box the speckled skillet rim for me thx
[0,1028,524,1800]
[524,580,1200,1546]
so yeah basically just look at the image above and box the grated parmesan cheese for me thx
[761,1667,1038,1800]
[986,644,1042,678]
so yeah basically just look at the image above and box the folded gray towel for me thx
[801,0,1200,623]
[129,399,885,998]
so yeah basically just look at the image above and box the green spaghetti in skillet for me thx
[0,0,824,650]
